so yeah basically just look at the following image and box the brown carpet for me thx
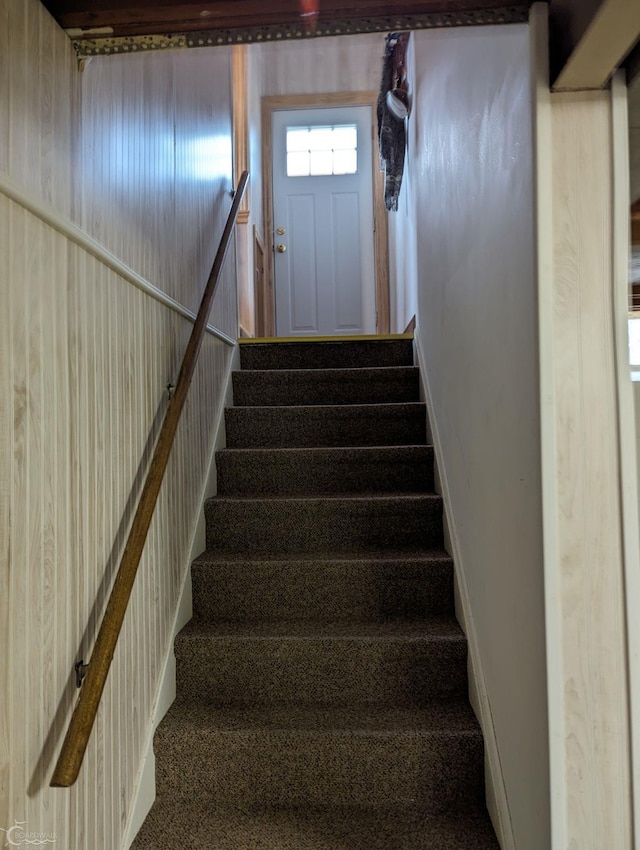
[131,337,500,849]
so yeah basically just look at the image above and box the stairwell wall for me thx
[0,1,237,847]
[391,23,550,850]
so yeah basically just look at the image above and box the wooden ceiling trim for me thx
[45,0,528,30]
[64,5,531,58]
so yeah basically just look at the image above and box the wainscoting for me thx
[0,2,237,846]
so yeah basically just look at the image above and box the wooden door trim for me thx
[260,91,389,337]
[232,45,251,224]
[253,225,268,337]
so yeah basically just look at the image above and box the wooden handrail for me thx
[51,171,250,788]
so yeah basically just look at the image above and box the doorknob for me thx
[277,244,287,253]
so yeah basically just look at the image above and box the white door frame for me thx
[261,91,389,337]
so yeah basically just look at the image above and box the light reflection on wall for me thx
[629,316,640,380]
[184,135,233,181]
[103,124,175,186]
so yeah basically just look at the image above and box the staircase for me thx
[132,336,500,849]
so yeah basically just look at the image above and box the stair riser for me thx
[232,368,420,407]
[191,560,454,622]
[132,803,501,850]
[155,730,484,809]
[240,339,414,370]
[175,636,468,707]
[216,447,434,496]
[225,404,427,448]
[204,497,443,554]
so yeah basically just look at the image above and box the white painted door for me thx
[272,106,376,336]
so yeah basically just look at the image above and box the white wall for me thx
[259,33,384,97]
[629,75,640,203]
[394,24,550,848]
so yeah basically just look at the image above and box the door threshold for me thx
[237,333,413,344]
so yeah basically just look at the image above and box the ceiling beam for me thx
[43,3,531,59]
[626,40,640,87]
[44,0,524,34]
[551,0,640,90]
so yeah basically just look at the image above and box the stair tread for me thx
[225,402,427,448]
[230,401,425,411]
[207,493,441,504]
[216,445,434,496]
[233,367,419,406]
[180,617,463,639]
[132,802,499,850]
[238,364,418,374]
[193,545,454,565]
[238,337,415,371]
[158,701,482,735]
[218,444,433,456]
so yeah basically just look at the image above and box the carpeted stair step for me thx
[132,800,500,850]
[225,402,427,448]
[132,335,499,850]
[239,337,414,371]
[174,618,467,707]
[216,445,434,496]
[232,366,420,407]
[153,702,485,809]
[204,494,443,554]
[191,551,454,622]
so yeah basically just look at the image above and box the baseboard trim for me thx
[403,314,416,334]
[122,343,240,850]
[413,332,516,850]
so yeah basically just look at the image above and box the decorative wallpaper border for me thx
[70,6,530,58]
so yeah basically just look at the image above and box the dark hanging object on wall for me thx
[377,31,410,212]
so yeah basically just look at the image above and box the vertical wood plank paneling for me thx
[10,204,28,829]
[0,2,9,179]
[259,34,384,96]
[0,1,236,846]
[57,231,72,848]
[548,90,633,850]
[8,0,27,197]
[1,202,235,845]
[0,196,11,835]
[2,0,77,215]
[40,220,54,836]
[27,214,44,839]
[77,47,234,308]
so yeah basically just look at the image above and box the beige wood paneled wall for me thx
[0,1,237,846]
[0,0,78,216]
[540,87,633,850]
[532,10,634,847]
